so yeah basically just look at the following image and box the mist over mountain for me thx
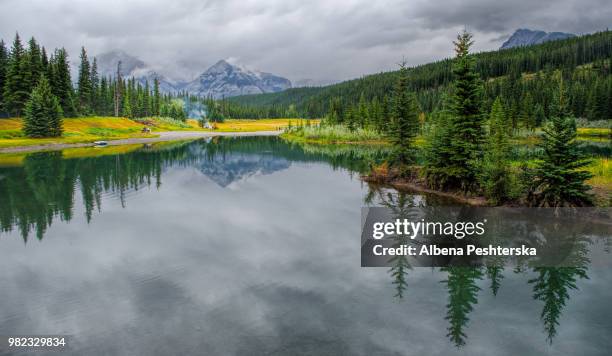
[501,29,575,49]
[93,52,291,98]
[95,50,178,93]
[183,59,291,99]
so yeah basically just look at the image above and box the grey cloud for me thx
[0,0,610,83]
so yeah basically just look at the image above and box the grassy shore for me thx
[281,125,388,144]
[0,117,296,148]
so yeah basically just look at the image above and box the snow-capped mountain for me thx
[183,59,291,99]
[93,52,291,98]
[500,29,575,49]
[95,50,178,92]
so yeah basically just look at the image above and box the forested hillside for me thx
[0,34,190,124]
[227,30,612,124]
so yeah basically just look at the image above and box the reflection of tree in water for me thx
[526,212,591,344]
[0,144,193,241]
[365,186,422,299]
[441,267,483,347]
[529,267,588,343]
[485,266,503,296]
[365,191,602,347]
[0,137,388,241]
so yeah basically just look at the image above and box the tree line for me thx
[227,30,612,123]
[382,31,595,207]
[0,33,189,136]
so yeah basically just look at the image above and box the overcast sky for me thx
[0,0,610,83]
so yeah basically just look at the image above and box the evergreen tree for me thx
[357,92,368,128]
[153,78,160,116]
[77,47,91,114]
[3,33,30,116]
[424,32,484,191]
[50,48,76,117]
[387,62,420,174]
[479,97,515,204]
[529,81,593,206]
[23,75,63,138]
[90,57,99,113]
[447,30,484,190]
[529,116,593,206]
[533,103,546,127]
[0,40,7,115]
[345,106,356,131]
[27,37,42,94]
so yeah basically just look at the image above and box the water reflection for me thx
[365,187,608,347]
[0,137,609,354]
[0,138,389,241]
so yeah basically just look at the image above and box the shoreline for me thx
[0,130,282,154]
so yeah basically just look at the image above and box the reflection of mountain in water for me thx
[197,152,290,187]
[0,137,389,241]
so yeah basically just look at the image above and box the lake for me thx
[0,136,610,355]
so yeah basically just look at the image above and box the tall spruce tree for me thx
[50,48,76,117]
[90,57,99,113]
[153,78,160,116]
[77,47,91,114]
[27,37,42,94]
[0,40,7,115]
[424,32,484,191]
[23,75,63,138]
[528,80,593,207]
[447,30,484,191]
[387,62,420,175]
[479,97,514,204]
[3,33,31,116]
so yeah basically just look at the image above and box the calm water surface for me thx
[0,137,610,355]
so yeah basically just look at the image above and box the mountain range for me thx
[92,29,572,98]
[94,50,292,98]
[500,29,575,49]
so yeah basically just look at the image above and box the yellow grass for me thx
[577,127,611,138]
[201,118,318,132]
[0,117,157,148]
[0,117,315,149]
[587,157,612,189]
[0,153,25,167]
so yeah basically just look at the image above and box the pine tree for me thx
[40,47,49,78]
[345,106,356,131]
[533,103,546,127]
[90,57,99,113]
[529,81,593,206]
[27,37,42,94]
[50,48,76,117]
[23,75,63,138]
[3,33,31,116]
[122,84,132,118]
[153,78,160,116]
[0,40,7,115]
[387,62,420,174]
[424,31,484,191]
[447,30,484,190]
[77,47,91,114]
[479,97,514,204]
[357,92,368,128]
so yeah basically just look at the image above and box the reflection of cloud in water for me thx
[0,138,610,355]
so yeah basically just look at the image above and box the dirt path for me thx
[0,130,282,154]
